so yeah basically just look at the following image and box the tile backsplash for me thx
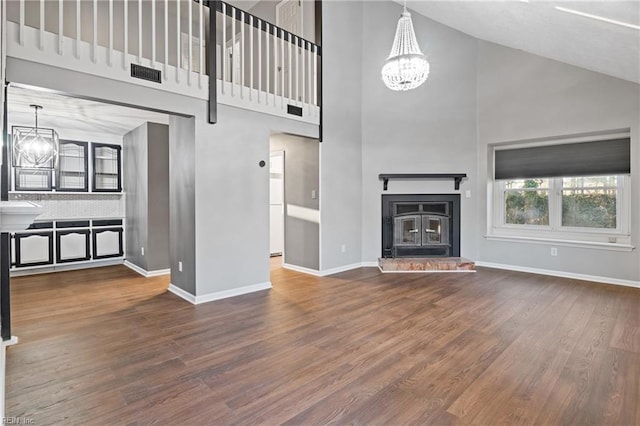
[9,193,124,220]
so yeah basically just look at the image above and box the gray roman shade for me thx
[494,138,630,180]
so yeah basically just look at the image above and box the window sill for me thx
[484,234,635,252]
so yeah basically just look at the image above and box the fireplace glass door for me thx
[394,215,421,246]
[422,215,449,246]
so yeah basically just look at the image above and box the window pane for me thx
[562,188,617,228]
[505,178,549,190]
[505,190,549,225]
[563,176,617,188]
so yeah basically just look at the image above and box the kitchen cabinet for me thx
[92,227,124,259]
[56,140,89,192]
[56,229,91,263]
[14,231,54,267]
[92,143,122,192]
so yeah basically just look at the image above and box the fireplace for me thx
[382,194,460,258]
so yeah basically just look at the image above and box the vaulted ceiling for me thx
[404,1,640,84]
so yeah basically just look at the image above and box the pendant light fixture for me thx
[381,2,430,91]
[12,105,59,169]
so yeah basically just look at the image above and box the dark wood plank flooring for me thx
[6,260,640,425]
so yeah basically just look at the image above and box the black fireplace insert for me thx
[382,194,460,258]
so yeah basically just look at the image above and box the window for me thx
[490,133,631,248]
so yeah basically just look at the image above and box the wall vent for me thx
[287,105,303,117]
[131,64,162,83]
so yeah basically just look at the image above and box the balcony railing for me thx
[4,0,321,124]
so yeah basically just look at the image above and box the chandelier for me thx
[12,105,59,169]
[381,3,430,91]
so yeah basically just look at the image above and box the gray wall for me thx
[124,122,170,273]
[360,1,479,263]
[270,133,320,270]
[124,122,149,270]
[476,41,640,281]
[147,123,171,271]
[319,0,363,271]
[169,116,196,295]
[194,104,317,296]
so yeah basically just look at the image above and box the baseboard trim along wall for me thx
[475,261,640,289]
[283,262,375,277]
[168,284,196,304]
[124,260,171,278]
[168,282,272,305]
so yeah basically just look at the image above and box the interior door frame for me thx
[269,150,285,259]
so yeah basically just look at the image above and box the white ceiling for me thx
[7,86,170,141]
[404,1,640,84]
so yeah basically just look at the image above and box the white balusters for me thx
[222,3,226,92]
[39,0,44,50]
[250,15,254,101]
[19,0,24,46]
[295,36,299,104]
[108,0,113,66]
[123,0,128,68]
[151,0,156,66]
[280,31,284,107]
[307,41,312,107]
[188,0,193,85]
[75,0,80,57]
[137,0,142,64]
[199,0,204,87]
[177,0,181,83]
[258,19,262,104]
[165,0,169,79]
[92,0,97,62]
[313,45,318,107]
[288,33,292,103]
[58,0,64,54]
[240,10,245,99]
[302,42,305,107]
[266,24,270,105]
[231,7,235,96]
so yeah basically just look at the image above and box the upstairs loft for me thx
[4,0,321,126]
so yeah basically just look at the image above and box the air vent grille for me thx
[287,105,303,117]
[131,64,162,83]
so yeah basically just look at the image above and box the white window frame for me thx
[487,134,633,251]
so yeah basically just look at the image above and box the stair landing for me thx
[378,257,476,273]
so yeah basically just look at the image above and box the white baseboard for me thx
[168,282,272,305]
[475,261,640,289]
[10,258,124,276]
[0,337,18,420]
[284,262,377,277]
[282,263,322,276]
[168,284,197,304]
[124,260,170,278]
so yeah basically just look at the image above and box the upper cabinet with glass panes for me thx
[11,140,121,193]
[92,143,122,192]
[56,141,89,192]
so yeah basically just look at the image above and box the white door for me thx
[270,151,285,256]
[276,0,303,37]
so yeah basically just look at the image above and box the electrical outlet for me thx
[311,189,317,199]
[465,190,471,198]
[341,244,347,253]
[550,247,558,256]
[178,261,183,272]
[141,247,145,256]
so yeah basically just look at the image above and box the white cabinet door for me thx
[94,229,122,258]
[18,234,52,265]
[58,232,89,261]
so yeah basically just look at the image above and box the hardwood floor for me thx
[6,261,640,425]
